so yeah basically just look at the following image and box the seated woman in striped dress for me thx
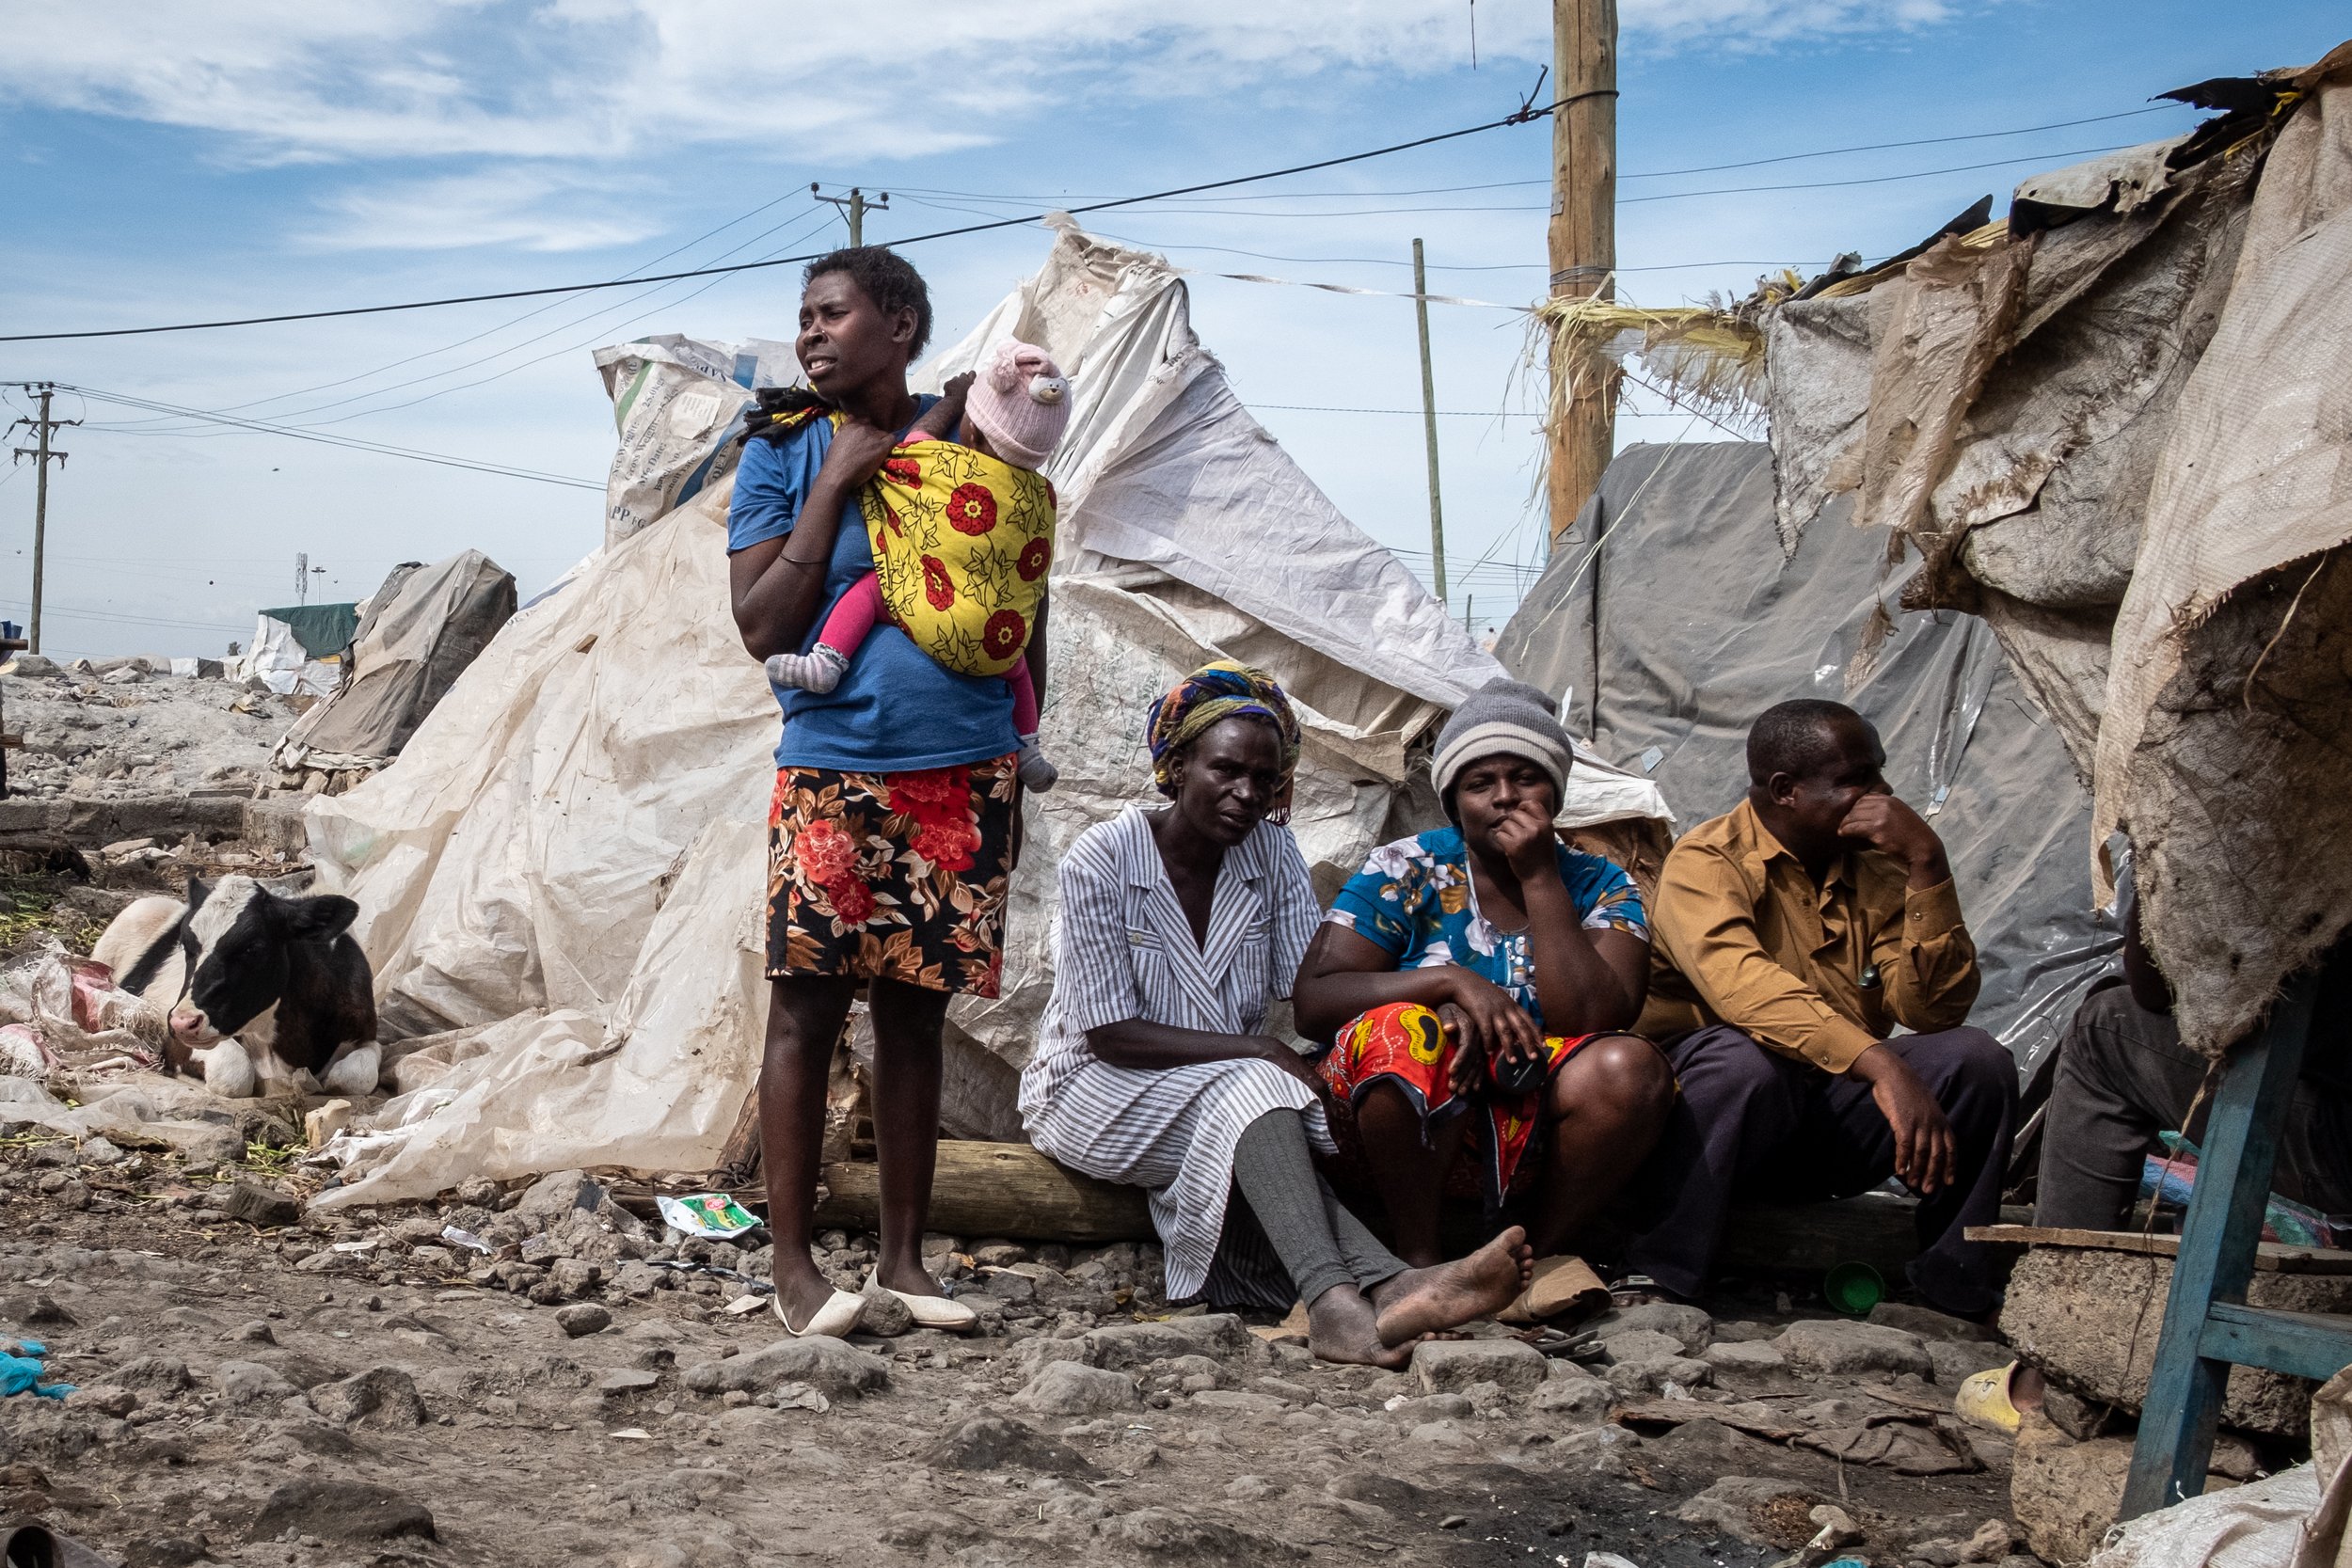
[1293,677,1674,1280]
[1020,662,1533,1368]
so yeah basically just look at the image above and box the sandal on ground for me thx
[1954,1361,2023,1434]
[772,1286,866,1338]
[1497,1255,1612,1326]
[866,1269,977,1332]
[1604,1273,1685,1309]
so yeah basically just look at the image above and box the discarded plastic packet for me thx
[657,1193,760,1240]
[440,1226,495,1255]
[0,1338,74,1402]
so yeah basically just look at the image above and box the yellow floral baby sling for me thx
[759,405,1056,678]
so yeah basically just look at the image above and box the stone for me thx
[1595,1302,1714,1354]
[1018,1361,1142,1417]
[77,1135,124,1165]
[1190,1389,1284,1413]
[1928,1338,2013,1387]
[598,1368,660,1395]
[1410,1338,1548,1395]
[2011,1412,2134,1565]
[219,1181,301,1229]
[680,1337,889,1401]
[1600,1328,1690,1367]
[302,1101,351,1152]
[1701,1339,1791,1381]
[971,1242,1028,1268]
[1604,1355,1712,1399]
[1531,1370,1612,1423]
[215,1361,297,1403]
[18,1293,75,1325]
[555,1304,611,1338]
[857,1287,914,1338]
[310,1367,428,1429]
[66,1385,137,1417]
[1963,1518,2021,1561]
[1870,1300,1997,1343]
[548,1258,600,1299]
[248,1480,436,1544]
[1775,1318,1932,1378]
[110,1355,190,1393]
[925,1415,1095,1475]
[228,1321,277,1345]
[880,1513,986,1550]
[516,1169,606,1227]
[1098,1509,1295,1561]
[614,1261,662,1298]
[1673,1476,1830,1549]
[1082,1313,1255,1369]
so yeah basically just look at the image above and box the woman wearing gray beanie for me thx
[1293,678,1673,1274]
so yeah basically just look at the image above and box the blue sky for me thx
[1,1,2343,658]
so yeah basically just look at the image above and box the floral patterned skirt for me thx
[1318,1001,1605,1211]
[767,755,1019,994]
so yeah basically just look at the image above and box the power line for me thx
[59,386,603,489]
[1085,233,1815,273]
[2,99,1579,344]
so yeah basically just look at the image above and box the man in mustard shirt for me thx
[1620,699,2017,1316]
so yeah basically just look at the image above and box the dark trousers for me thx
[1622,1023,2018,1316]
[2035,981,2352,1229]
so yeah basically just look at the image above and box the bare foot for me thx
[1305,1284,1412,1369]
[1369,1226,1535,1347]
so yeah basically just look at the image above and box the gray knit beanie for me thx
[1431,677,1573,803]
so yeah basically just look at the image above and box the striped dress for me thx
[1019,805,1329,1304]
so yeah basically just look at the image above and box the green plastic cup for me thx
[1824,1261,1886,1317]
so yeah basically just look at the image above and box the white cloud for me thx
[0,2,1976,167]
[301,168,657,252]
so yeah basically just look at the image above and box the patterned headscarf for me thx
[1145,660,1301,800]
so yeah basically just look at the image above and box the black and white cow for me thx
[89,876,379,1099]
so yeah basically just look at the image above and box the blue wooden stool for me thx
[2121,972,2352,1516]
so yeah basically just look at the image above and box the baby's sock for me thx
[766,644,849,695]
[1016,734,1058,793]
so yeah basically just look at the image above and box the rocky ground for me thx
[0,1133,2057,1568]
[1,658,299,802]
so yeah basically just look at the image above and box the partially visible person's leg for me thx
[1230,1109,1402,1367]
[768,574,882,692]
[866,976,954,1301]
[1807,1026,2017,1317]
[1350,1082,1470,1267]
[1618,1027,1811,1301]
[2035,983,2205,1229]
[760,974,860,1329]
[1527,1032,1676,1258]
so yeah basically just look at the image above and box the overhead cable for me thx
[0,97,1588,344]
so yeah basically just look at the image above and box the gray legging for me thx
[1230,1108,1406,1305]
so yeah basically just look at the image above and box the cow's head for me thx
[167,876,359,1046]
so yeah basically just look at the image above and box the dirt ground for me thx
[0,1132,2049,1568]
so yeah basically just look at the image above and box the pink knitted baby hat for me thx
[965,339,1072,471]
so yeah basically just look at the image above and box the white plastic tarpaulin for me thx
[308,223,1519,1208]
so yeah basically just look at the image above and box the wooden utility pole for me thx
[812,185,890,246]
[1412,239,1447,604]
[7,383,76,656]
[1546,0,1618,541]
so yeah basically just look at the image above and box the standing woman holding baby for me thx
[727,247,1072,1337]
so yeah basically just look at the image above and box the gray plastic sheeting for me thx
[1495,441,2114,1077]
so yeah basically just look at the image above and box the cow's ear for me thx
[185,878,211,913]
[282,895,358,942]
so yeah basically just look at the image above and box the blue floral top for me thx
[1326,826,1648,1034]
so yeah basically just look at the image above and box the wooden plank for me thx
[813,1140,1152,1243]
[2122,973,2317,1521]
[2199,1301,2352,1384]
[1966,1224,2352,1275]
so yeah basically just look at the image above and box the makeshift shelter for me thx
[1558,41,2352,1061]
[238,602,358,698]
[308,222,1673,1208]
[1496,441,2116,1076]
[271,550,516,783]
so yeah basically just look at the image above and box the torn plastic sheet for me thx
[1495,442,2118,1072]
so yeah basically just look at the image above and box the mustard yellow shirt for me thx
[1638,797,1980,1071]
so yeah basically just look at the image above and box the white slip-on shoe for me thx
[772,1286,866,1338]
[866,1269,977,1332]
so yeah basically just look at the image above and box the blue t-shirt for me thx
[726,404,1019,772]
[1326,826,1649,1035]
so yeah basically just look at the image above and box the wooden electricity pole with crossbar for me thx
[1547,0,1618,541]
